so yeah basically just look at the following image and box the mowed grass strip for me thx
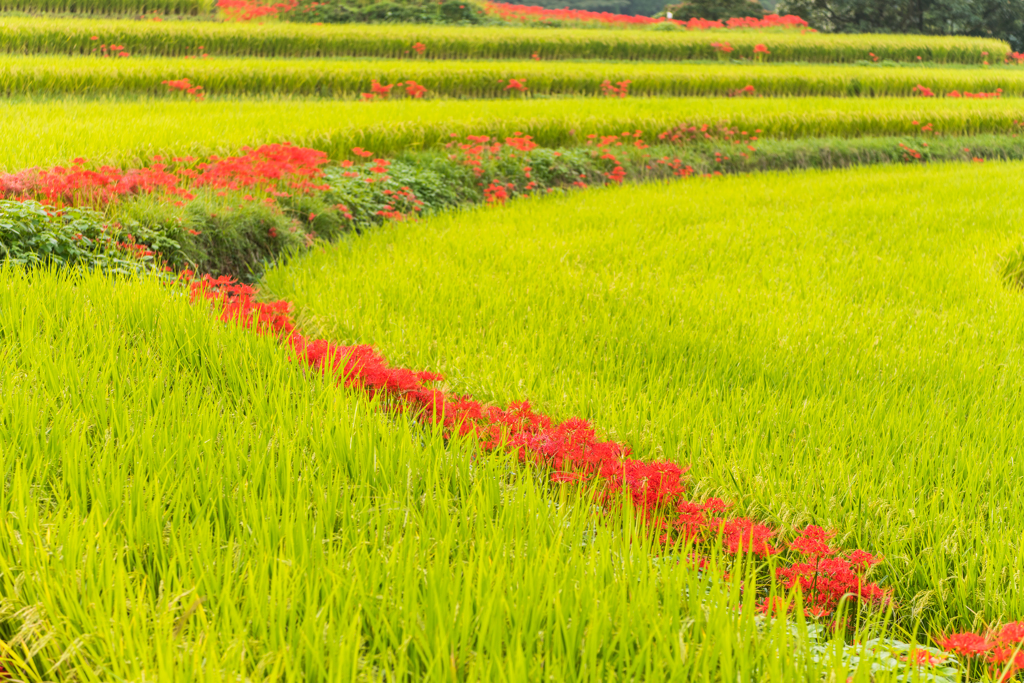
[3,54,1024,98]
[0,16,1007,63]
[263,161,1024,631]
[4,96,1024,170]
[0,266,911,681]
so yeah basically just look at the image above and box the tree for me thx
[777,0,1024,49]
[664,0,765,19]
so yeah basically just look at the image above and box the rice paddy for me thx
[3,2,1024,680]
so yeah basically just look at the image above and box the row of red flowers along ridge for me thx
[482,1,809,29]
[211,0,807,29]
[181,272,1024,679]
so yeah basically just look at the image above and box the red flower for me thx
[937,632,995,658]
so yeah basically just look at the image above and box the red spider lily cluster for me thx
[88,37,130,58]
[653,156,696,177]
[377,185,423,220]
[754,43,770,54]
[1009,51,1024,65]
[772,526,884,617]
[711,41,734,55]
[483,180,512,204]
[163,78,205,100]
[217,0,297,21]
[361,79,429,100]
[938,623,1024,681]
[658,123,761,150]
[911,120,936,134]
[730,84,756,96]
[585,130,649,151]
[412,42,426,56]
[444,133,535,176]
[0,143,329,208]
[483,1,807,29]
[946,88,1002,98]
[911,85,1005,98]
[600,79,632,97]
[502,78,529,93]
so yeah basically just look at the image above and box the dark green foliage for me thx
[115,191,309,277]
[665,0,764,21]
[0,199,141,269]
[778,0,1024,51]
[514,0,668,15]
[292,0,486,24]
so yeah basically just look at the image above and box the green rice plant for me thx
[0,265,922,681]
[0,0,210,16]
[3,96,1024,171]
[3,54,1024,98]
[0,16,1009,62]
[262,160,1024,632]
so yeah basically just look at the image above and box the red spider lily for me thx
[503,78,528,93]
[754,44,770,54]
[912,84,935,97]
[162,78,205,100]
[937,633,995,658]
[711,41,734,55]
[368,80,395,98]
[1000,622,1024,644]
[902,650,947,667]
[789,525,837,557]
[532,52,540,60]
[351,147,374,158]
[403,80,428,99]
[505,133,537,152]
[600,79,631,98]
[412,41,426,55]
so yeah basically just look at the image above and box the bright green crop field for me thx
[0,266,912,682]
[4,95,1024,170]
[1,55,1023,98]
[6,4,1024,680]
[263,161,1024,632]
[0,16,1008,62]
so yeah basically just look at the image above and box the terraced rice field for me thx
[3,4,1024,681]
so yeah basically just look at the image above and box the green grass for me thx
[0,16,1008,62]
[0,265,923,681]
[3,54,1024,98]
[263,161,1024,632]
[4,96,1024,170]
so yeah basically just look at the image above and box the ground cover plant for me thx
[5,96,1024,171]
[0,16,1008,62]
[5,55,1024,98]
[261,161,1024,642]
